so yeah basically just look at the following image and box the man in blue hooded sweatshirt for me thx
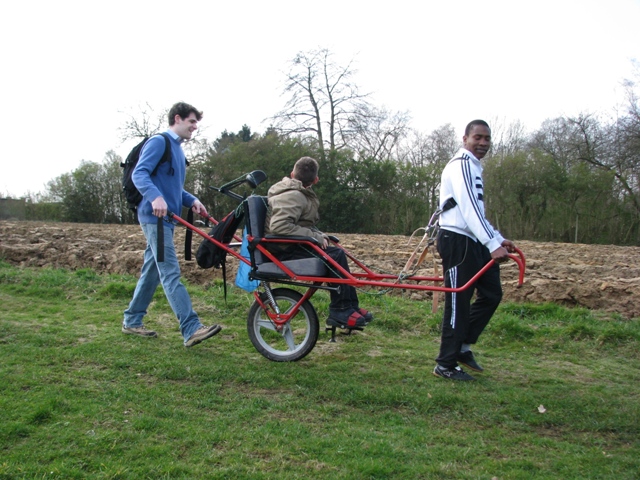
[122,102,221,347]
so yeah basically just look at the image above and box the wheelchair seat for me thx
[244,196,328,278]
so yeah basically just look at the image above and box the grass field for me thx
[0,261,638,479]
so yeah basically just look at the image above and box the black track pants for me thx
[435,229,503,368]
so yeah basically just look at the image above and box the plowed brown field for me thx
[2,220,639,319]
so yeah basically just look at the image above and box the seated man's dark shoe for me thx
[327,309,367,329]
[357,308,374,324]
[457,350,484,372]
[432,364,475,381]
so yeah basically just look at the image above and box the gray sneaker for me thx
[185,325,222,347]
[432,365,475,381]
[122,325,158,337]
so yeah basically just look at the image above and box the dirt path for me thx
[2,220,639,319]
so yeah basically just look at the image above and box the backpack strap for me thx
[151,133,173,176]
[441,197,457,212]
[152,133,174,262]
[184,208,193,261]
[221,261,228,302]
[157,216,165,263]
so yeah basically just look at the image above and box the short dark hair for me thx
[168,102,203,125]
[292,157,319,187]
[465,119,490,136]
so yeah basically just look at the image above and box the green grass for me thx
[0,260,638,479]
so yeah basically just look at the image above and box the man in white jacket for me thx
[433,120,516,381]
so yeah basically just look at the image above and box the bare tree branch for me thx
[117,102,168,142]
[269,48,375,161]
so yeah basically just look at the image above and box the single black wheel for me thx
[247,288,319,362]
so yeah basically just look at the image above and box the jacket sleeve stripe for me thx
[461,158,495,239]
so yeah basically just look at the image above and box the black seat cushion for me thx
[244,196,328,278]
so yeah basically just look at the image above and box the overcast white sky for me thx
[2,0,639,197]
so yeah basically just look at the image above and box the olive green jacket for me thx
[265,177,325,244]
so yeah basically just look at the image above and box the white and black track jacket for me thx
[439,148,504,253]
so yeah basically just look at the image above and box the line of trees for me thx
[20,51,640,245]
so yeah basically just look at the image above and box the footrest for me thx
[325,322,364,342]
[326,319,365,330]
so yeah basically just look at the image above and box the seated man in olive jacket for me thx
[265,156,373,329]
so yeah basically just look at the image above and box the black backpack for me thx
[120,133,172,211]
[196,204,245,270]
[196,204,245,300]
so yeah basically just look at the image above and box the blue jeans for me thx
[123,221,202,343]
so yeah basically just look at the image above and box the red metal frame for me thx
[248,234,525,290]
[252,284,321,330]
[170,210,526,330]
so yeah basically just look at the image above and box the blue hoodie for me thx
[132,130,196,225]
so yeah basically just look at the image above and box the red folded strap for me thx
[346,311,365,327]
